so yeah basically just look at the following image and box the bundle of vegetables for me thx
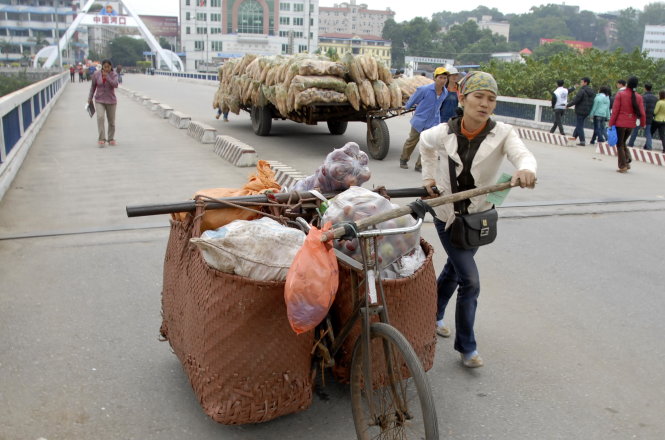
[291,142,371,193]
[393,75,434,105]
[212,52,404,117]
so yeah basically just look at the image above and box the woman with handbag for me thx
[608,76,645,173]
[419,71,537,368]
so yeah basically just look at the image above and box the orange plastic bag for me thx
[285,222,339,334]
[173,160,281,232]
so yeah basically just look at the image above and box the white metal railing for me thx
[154,70,219,82]
[0,71,69,201]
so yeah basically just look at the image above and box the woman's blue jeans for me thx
[591,116,607,143]
[434,219,481,355]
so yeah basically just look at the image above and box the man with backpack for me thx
[567,77,595,146]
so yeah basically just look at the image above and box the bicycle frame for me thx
[307,217,423,422]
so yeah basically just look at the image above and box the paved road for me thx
[1,74,664,440]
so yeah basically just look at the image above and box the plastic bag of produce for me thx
[285,222,339,334]
[291,142,371,193]
[190,217,306,281]
[322,186,420,269]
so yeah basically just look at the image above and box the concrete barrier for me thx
[156,104,173,119]
[169,111,191,129]
[266,160,307,189]
[212,135,258,167]
[186,120,217,143]
[595,143,665,167]
[516,127,573,147]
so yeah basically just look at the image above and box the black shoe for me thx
[399,160,408,169]
[577,143,586,146]
[414,165,422,172]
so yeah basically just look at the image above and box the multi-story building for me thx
[643,25,665,60]
[318,32,390,66]
[0,0,88,64]
[180,0,319,72]
[318,0,394,36]
[472,15,510,41]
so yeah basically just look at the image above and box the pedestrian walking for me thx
[77,63,84,82]
[88,59,119,146]
[609,76,645,173]
[627,83,657,150]
[399,66,449,172]
[567,77,595,146]
[215,106,229,122]
[651,90,665,150]
[590,86,611,144]
[550,79,569,135]
[419,71,537,368]
[116,64,123,84]
[439,66,462,124]
[69,65,75,82]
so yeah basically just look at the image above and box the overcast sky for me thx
[124,0,651,21]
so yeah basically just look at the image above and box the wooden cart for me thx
[244,103,412,161]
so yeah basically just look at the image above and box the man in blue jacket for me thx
[399,67,449,172]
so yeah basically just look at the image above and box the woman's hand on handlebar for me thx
[423,179,439,199]
[512,170,536,189]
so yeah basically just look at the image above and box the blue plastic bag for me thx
[607,126,618,146]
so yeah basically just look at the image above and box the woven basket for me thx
[160,211,314,425]
[330,239,437,383]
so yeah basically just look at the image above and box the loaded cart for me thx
[126,181,513,437]
[246,102,412,160]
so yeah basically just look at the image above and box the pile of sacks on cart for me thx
[212,52,433,117]
[160,141,437,425]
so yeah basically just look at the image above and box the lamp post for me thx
[54,0,62,68]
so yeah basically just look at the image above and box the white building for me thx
[0,0,88,64]
[643,25,665,60]
[319,0,394,36]
[180,0,319,72]
[467,15,510,41]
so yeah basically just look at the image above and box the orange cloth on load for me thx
[173,160,281,232]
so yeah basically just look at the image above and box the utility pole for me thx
[54,0,62,68]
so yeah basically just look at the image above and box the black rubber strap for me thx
[409,199,436,220]
[339,222,359,240]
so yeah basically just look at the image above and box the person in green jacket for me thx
[651,90,665,150]
[590,86,611,144]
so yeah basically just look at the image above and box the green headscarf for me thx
[457,71,498,96]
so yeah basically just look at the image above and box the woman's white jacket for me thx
[419,120,537,228]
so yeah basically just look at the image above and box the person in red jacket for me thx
[609,76,645,173]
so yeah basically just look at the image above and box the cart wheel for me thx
[327,120,348,135]
[251,105,272,136]
[366,118,390,160]
[350,322,438,439]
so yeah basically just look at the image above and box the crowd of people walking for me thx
[551,75,662,173]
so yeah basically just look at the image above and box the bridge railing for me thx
[154,70,219,82]
[0,71,69,201]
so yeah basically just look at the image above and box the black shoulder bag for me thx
[448,158,498,249]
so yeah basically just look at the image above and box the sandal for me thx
[98,140,106,145]
[109,140,117,146]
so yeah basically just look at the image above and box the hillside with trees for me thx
[382,3,665,98]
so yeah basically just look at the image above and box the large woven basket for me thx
[330,239,437,383]
[160,212,314,425]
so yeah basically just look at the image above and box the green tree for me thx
[0,39,13,62]
[382,19,405,68]
[325,47,339,61]
[613,8,643,52]
[159,37,172,50]
[530,40,577,61]
[108,36,149,66]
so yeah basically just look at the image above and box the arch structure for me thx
[34,0,183,72]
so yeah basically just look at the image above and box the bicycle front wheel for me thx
[350,322,438,439]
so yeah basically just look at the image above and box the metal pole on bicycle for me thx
[321,181,515,242]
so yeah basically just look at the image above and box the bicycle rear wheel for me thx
[350,322,438,439]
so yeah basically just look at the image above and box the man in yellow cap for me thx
[400,67,450,171]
